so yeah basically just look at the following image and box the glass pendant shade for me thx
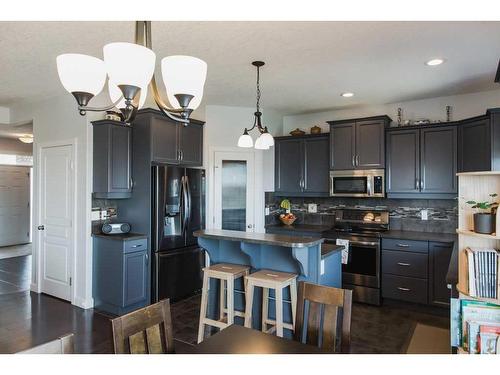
[237,133,253,148]
[260,132,274,148]
[161,55,207,110]
[103,42,156,89]
[254,134,270,150]
[56,54,107,95]
[108,81,148,109]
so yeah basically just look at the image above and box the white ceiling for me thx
[0,21,499,115]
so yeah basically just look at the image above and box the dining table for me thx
[182,325,330,354]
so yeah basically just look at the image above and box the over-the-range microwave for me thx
[329,169,385,197]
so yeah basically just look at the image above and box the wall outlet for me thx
[308,203,318,213]
[265,207,270,215]
[91,210,101,221]
[420,209,428,221]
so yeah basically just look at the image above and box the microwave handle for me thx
[367,176,373,196]
[329,175,334,196]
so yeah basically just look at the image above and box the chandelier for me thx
[237,61,274,150]
[56,21,207,124]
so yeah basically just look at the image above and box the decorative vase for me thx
[473,213,495,234]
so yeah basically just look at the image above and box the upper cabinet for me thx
[386,124,457,198]
[92,120,132,199]
[275,134,329,196]
[134,108,204,167]
[328,116,390,170]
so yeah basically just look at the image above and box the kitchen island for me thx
[194,229,343,337]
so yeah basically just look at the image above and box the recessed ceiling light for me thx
[425,58,445,66]
[341,92,354,98]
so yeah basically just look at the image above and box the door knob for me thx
[247,224,253,229]
[37,225,45,230]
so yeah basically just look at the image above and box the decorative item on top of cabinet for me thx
[446,105,452,122]
[92,119,132,199]
[310,125,322,134]
[397,108,403,126]
[328,115,391,170]
[290,128,306,136]
[274,133,329,197]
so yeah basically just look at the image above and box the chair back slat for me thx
[111,299,175,354]
[306,301,321,346]
[321,304,339,351]
[294,281,352,353]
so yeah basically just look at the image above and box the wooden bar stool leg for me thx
[244,280,254,328]
[226,277,235,326]
[275,286,284,338]
[261,287,269,332]
[197,272,209,343]
[219,279,226,320]
[290,279,297,329]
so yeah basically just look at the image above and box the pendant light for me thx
[237,61,274,150]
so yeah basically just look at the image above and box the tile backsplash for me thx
[265,193,457,234]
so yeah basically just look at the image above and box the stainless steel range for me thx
[323,208,389,305]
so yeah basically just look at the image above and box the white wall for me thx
[0,137,33,155]
[0,106,10,123]
[283,89,500,134]
[9,94,95,309]
[204,105,283,233]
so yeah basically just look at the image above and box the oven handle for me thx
[349,240,379,247]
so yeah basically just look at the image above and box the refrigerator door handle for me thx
[185,175,192,228]
[181,176,189,236]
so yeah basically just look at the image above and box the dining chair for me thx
[17,333,74,354]
[294,281,352,353]
[111,299,175,354]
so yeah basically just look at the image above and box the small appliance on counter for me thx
[101,222,131,235]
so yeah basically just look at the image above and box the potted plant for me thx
[466,193,499,234]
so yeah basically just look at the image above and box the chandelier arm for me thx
[78,96,124,113]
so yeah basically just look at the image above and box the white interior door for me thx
[213,151,255,232]
[0,166,30,247]
[39,144,74,301]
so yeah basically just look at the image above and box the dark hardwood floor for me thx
[0,255,449,354]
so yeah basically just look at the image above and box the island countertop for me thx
[193,229,324,248]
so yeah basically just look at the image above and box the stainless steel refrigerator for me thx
[151,165,206,302]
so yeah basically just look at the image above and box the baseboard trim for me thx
[74,296,94,310]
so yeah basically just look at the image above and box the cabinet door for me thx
[428,242,453,307]
[355,119,385,169]
[275,138,303,194]
[303,136,329,195]
[151,117,179,164]
[123,250,148,307]
[458,118,491,172]
[386,129,420,194]
[109,125,132,193]
[179,122,203,166]
[330,123,355,170]
[420,126,457,194]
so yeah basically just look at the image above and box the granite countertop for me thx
[321,243,344,259]
[92,232,148,241]
[194,229,324,248]
[380,230,456,243]
[265,224,333,233]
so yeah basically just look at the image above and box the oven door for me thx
[340,236,380,288]
[330,174,371,197]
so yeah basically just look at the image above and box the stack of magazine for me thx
[465,247,499,299]
[451,298,500,354]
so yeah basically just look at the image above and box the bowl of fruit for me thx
[279,213,297,226]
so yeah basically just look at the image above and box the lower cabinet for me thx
[93,236,149,315]
[381,237,453,307]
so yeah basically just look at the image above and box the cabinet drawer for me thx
[382,238,428,253]
[382,250,428,278]
[382,274,428,304]
[123,239,148,253]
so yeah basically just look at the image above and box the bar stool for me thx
[244,269,298,338]
[197,263,250,343]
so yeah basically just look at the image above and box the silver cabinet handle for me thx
[145,253,149,265]
[352,155,356,167]
[397,287,411,291]
[397,243,410,248]
[356,155,360,166]
[397,262,411,266]
[132,244,143,248]
[415,179,419,190]
[181,150,184,161]
[420,178,424,190]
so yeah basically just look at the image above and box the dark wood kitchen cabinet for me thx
[92,120,132,199]
[137,108,204,167]
[458,115,491,172]
[328,115,390,170]
[428,241,454,307]
[386,124,457,198]
[275,134,329,197]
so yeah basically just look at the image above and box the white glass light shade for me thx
[161,55,207,110]
[56,54,106,95]
[260,132,274,148]
[103,42,156,88]
[254,134,270,150]
[18,135,33,144]
[237,134,253,148]
[108,81,148,109]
